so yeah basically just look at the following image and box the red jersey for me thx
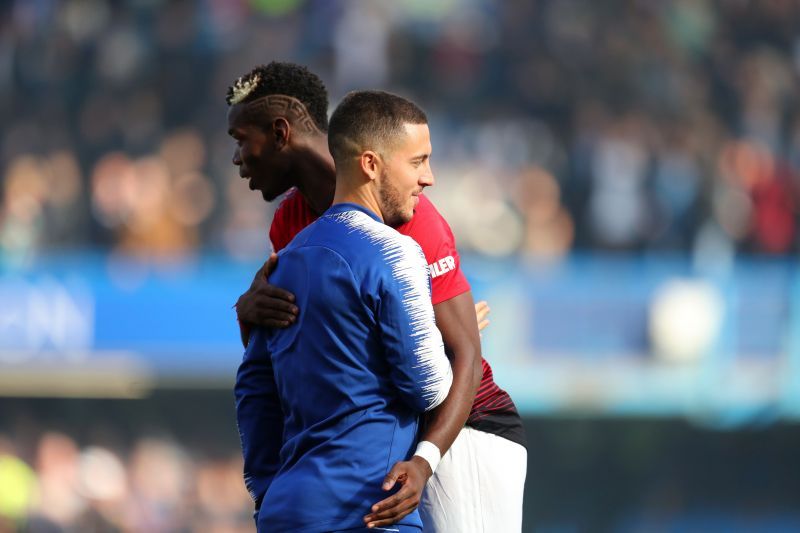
[270,189,524,444]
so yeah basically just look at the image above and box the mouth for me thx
[239,171,256,189]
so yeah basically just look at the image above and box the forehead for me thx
[227,103,259,131]
[393,123,431,153]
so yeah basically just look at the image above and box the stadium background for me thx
[2,0,800,530]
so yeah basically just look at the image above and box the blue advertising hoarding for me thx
[1,252,799,423]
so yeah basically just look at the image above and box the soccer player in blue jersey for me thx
[234,91,453,532]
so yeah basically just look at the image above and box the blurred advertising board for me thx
[1,253,799,424]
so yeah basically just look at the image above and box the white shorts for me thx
[419,426,527,532]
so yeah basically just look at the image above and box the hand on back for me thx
[363,456,432,529]
[236,253,299,329]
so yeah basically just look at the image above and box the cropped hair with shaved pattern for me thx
[226,61,329,133]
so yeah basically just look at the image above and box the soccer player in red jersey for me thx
[228,62,527,531]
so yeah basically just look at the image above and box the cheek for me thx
[241,145,261,165]
[407,170,421,189]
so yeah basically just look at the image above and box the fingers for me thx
[381,462,407,492]
[372,485,408,513]
[475,300,491,332]
[237,291,299,328]
[364,500,418,528]
[261,317,295,328]
[475,300,490,322]
[364,485,420,527]
[238,309,294,329]
[253,300,298,327]
[240,256,298,328]
[261,283,296,304]
[364,460,427,527]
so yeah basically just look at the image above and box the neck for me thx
[332,176,383,222]
[292,135,336,215]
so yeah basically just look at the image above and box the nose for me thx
[420,169,434,188]
[232,148,242,166]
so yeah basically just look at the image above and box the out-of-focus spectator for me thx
[0,431,252,532]
[2,0,800,263]
[513,166,574,259]
[34,432,85,528]
[0,435,36,532]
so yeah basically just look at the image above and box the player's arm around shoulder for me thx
[377,233,453,413]
[400,194,482,445]
[429,289,484,417]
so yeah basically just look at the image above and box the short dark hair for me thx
[226,62,329,132]
[328,91,427,165]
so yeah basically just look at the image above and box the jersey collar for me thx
[325,202,383,223]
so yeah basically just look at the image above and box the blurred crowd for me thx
[2,0,800,263]
[0,432,252,533]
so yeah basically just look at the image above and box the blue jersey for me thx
[235,203,453,532]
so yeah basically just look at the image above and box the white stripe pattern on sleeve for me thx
[329,210,452,410]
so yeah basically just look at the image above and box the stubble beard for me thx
[378,169,411,227]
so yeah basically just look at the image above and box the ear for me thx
[272,117,290,150]
[359,151,382,182]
